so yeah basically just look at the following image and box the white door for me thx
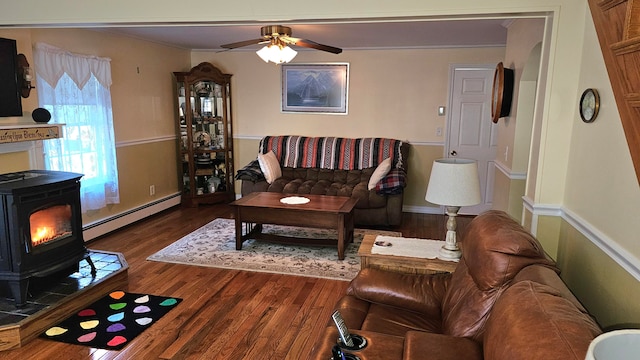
[446,65,497,215]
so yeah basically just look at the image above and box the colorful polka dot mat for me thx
[41,291,182,350]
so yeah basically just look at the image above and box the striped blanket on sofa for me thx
[258,136,405,171]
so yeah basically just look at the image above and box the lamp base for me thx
[439,246,461,261]
[439,207,462,261]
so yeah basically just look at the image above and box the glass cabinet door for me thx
[191,81,225,151]
[190,80,227,195]
[174,62,233,206]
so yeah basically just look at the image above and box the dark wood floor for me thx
[1,204,472,360]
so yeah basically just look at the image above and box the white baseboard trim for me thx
[82,192,181,241]
[523,196,640,282]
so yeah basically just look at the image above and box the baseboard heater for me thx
[82,192,181,241]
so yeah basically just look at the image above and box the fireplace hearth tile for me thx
[0,250,127,325]
[0,250,128,351]
[0,313,24,325]
[0,301,47,315]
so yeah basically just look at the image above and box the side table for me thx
[358,234,458,275]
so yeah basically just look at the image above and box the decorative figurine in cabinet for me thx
[174,62,234,206]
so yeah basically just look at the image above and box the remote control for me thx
[331,310,354,347]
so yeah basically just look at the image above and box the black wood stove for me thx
[0,170,94,306]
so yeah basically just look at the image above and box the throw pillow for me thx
[368,157,392,190]
[257,151,282,184]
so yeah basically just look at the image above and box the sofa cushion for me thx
[361,303,442,336]
[336,295,442,337]
[257,150,281,184]
[368,157,392,190]
[404,331,483,360]
[483,280,601,360]
[462,210,557,291]
[267,167,388,209]
[347,268,450,319]
[440,210,558,341]
[514,264,588,312]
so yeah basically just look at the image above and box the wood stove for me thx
[0,170,93,306]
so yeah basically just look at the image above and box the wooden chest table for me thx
[230,192,358,260]
[358,234,458,274]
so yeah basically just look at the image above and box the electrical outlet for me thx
[436,127,443,137]
[149,185,155,196]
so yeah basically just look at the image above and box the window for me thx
[34,43,119,212]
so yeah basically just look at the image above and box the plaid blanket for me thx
[258,136,404,171]
[375,168,406,195]
[235,159,264,182]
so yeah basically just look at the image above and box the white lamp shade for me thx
[425,158,482,206]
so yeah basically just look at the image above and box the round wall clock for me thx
[579,88,600,123]
[491,62,515,123]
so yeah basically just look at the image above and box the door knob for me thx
[450,150,457,156]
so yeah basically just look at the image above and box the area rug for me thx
[146,218,401,281]
[41,291,182,350]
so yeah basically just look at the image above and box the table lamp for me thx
[425,158,481,260]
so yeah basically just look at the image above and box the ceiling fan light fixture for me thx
[256,44,297,64]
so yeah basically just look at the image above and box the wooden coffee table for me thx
[230,192,358,260]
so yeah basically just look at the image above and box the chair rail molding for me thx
[523,196,640,282]
[494,159,527,180]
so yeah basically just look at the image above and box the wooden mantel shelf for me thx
[0,123,64,144]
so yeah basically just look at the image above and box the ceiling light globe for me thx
[256,46,272,63]
[280,46,297,63]
[256,45,298,64]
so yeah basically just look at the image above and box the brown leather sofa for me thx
[311,210,602,360]
[236,136,410,226]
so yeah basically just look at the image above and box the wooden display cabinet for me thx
[174,62,234,206]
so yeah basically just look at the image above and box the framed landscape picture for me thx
[281,63,349,114]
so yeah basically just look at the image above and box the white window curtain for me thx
[34,43,119,212]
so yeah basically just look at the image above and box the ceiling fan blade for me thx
[220,38,266,49]
[291,38,342,54]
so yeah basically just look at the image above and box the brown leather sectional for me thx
[311,210,602,359]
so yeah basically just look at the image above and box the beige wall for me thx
[0,152,30,173]
[565,8,640,259]
[0,28,190,225]
[547,3,640,329]
[192,47,505,209]
[29,29,190,143]
[498,19,545,173]
[492,19,544,221]
[557,218,640,328]
[493,172,526,220]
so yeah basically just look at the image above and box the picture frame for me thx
[281,63,349,114]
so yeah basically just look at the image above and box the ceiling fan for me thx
[220,25,343,55]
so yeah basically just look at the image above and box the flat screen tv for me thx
[0,37,22,117]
